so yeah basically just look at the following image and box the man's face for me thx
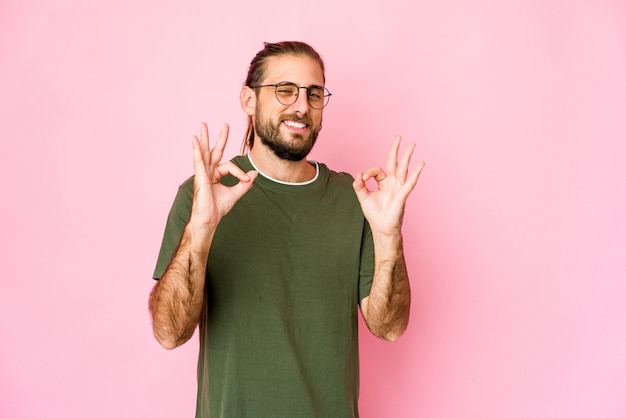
[253,55,325,161]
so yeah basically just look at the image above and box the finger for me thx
[361,166,386,183]
[200,122,211,168]
[215,161,254,183]
[192,135,209,184]
[402,161,425,195]
[386,136,402,175]
[210,123,230,168]
[396,142,416,184]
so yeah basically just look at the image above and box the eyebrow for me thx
[275,81,325,89]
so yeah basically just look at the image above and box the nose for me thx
[291,87,310,114]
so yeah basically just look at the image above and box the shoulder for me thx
[319,163,355,187]
[179,175,194,192]
[316,163,360,205]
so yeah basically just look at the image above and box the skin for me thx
[149,54,424,349]
[353,136,424,341]
[240,55,324,183]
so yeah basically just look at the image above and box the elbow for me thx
[362,308,409,342]
[155,334,180,350]
[153,329,189,350]
[150,313,190,350]
[381,332,401,343]
[149,286,192,350]
[364,311,409,342]
[373,326,406,343]
[151,322,192,350]
[364,317,408,342]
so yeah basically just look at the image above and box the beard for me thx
[254,112,321,161]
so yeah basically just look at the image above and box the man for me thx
[149,41,424,418]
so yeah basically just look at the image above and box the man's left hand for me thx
[353,136,425,236]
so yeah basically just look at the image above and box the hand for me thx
[190,122,257,235]
[353,136,424,236]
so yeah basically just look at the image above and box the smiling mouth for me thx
[282,120,308,130]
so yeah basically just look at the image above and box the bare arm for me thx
[353,136,424,342]
[359,234,411,342]
[149,123,257,349]
[149,224,212,349]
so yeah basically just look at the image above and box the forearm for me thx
[149,223,213,349]
[361,233,411,342]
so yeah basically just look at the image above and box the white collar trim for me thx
[247,154,319,186]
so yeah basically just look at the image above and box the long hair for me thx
[241,41,326,154]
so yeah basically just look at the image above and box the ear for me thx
[240,86,256,116]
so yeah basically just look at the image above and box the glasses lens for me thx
[307,86,327,109]
[274,83,298,106]
[271,83,330,109]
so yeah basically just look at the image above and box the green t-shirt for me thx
[153,155,374,418]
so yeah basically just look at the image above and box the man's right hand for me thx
[189,122,258,247]
[149,122,257,349]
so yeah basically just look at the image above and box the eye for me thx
[308,87,324,100]
[275,84,297,96]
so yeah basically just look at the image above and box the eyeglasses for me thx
[250,82,332,109]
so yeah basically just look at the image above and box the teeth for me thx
[284,120,306,129]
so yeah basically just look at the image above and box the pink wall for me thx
[1,1,625,417]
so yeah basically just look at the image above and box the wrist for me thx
[184,219,216,255]
[371,230,404,261]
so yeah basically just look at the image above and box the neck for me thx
[248,146,316,183]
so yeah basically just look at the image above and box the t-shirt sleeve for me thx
[152,177,194,279]
[358,219,375,302]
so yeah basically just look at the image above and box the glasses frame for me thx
[250,82,332,110]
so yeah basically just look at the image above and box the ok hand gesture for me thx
[353,136,424,237]
[190,122,257,236]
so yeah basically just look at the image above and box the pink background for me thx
[1,0,625,417]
